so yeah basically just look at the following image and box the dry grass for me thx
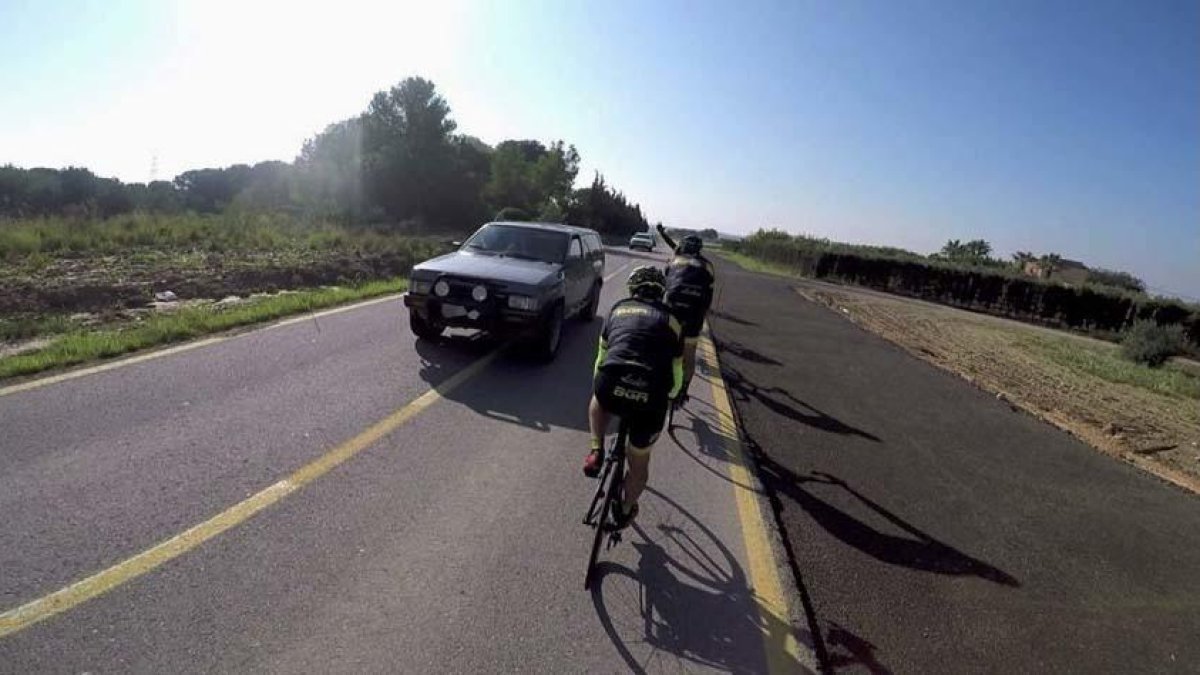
[793,283,1200,492]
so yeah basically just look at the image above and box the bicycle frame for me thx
[583,418,628,590]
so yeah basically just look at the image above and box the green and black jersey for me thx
[594,297,684,397]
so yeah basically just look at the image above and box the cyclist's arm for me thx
[667,315,684,398]
[656,223,678,252]
[669,356,684,399]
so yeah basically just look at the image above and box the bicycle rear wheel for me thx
[585,420,628,590]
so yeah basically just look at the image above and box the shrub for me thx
[495,206,531,221]
[1121,321,1185,367]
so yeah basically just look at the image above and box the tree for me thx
[939,238,994,265]
[174,165,252,213]
[963,239,992,260]
[531,140,579,211]
[1087,268,1146,294]
[1011,251,1036,268]
[940,239,964,259]
[482,139,578,217]
[362,77,458,228]
[1040,253,1063,278]
[484,140,542,213]
[565,172,649,236]
[297,117,367,219]
[495,206,532,221]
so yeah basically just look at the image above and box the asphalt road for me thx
[0,250,804,674]
[707,256,1200,674]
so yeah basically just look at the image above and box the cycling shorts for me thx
[669,303,706,339]
[594,366,670,449]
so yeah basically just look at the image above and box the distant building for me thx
[1022,259,1089,285]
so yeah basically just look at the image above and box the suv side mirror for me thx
[445,239,462,248]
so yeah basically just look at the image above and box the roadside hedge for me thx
[727,237,1200,350]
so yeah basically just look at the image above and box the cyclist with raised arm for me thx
[655,224,716,405]
[583,266,684,529]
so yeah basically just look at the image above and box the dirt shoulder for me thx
[0,248,435,316]
[791,279,1200,493]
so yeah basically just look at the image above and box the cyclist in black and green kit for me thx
[656,223,716,406]
[583,266,684,529]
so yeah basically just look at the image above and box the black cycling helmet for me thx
[627,265,666,300]
[679,235,703,255]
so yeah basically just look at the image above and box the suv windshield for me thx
[463,224,569,263]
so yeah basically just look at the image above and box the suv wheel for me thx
[534,303,564,361]
[410,313,443,341]
[577,283,600,322]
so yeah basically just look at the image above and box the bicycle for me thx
[582,418,630,590]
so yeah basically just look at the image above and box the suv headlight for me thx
[507,295,538,311]
[410,279,432,295]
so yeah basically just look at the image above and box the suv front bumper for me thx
[404,293,543,335]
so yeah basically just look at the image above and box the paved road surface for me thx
[707,256,1200,673]
[0,250,804,674]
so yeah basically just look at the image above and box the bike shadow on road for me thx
[721,364,881,443]
[746,436,1020,587]
[413,319,601,433]
[717,340,783,367]
[708,309,759,327]
[588,487,805,674]
[666,405,762,494]
[589,486,892,675]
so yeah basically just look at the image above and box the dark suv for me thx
[404,221,606,360]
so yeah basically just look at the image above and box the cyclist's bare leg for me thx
[681,337,699,397]
[588,395,611,451]
[622,446,651,512]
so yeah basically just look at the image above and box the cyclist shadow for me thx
[721,364,881,443]
[753,448,1020,587]
[589,487,813,674]
[667,404,762,494]
[708,309,758,327]
[718,340,782,367]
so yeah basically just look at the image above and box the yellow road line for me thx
[696,330,814,674]
[0,347,500,639]
[0,293,403,398]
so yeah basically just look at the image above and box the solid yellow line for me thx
[0,293,403,399]
[696,330,811,674]
[0,347,500,639]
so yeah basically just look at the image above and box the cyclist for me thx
[583,266,684,529]
[655,224,716,404]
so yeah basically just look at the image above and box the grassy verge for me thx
[0,279,406,380]
[712,249,801,278]
[0,315,76,342]
[1027,335,1200,400]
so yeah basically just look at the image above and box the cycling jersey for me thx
[664,254,715,337]
[596,297,683,388]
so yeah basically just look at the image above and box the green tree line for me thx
[0,77,649,237]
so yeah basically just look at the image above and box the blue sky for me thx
[1,0,1197,297]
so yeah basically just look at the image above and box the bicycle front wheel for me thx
[585,421,628,590]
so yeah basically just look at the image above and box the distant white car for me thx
[629,233,656,251]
